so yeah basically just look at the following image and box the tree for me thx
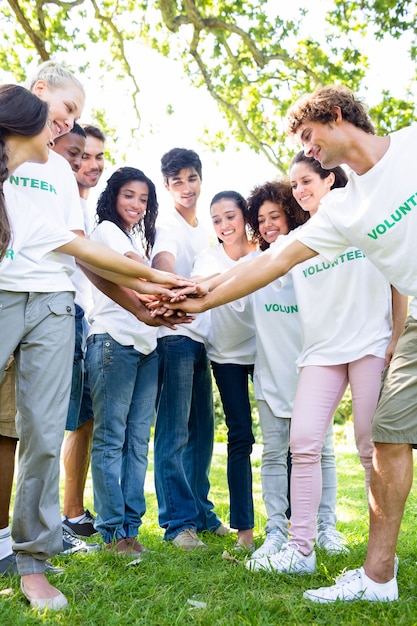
[1,0,416,172]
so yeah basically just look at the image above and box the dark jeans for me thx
[211,362,255,530]
[154,336,220,539]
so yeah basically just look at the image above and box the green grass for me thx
[3,421,417,625]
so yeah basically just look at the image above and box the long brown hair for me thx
[0,84,48,261]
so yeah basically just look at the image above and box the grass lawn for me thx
[2,421,417,625]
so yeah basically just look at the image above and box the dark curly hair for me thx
[247,180,309,250]
[95,166,158,259]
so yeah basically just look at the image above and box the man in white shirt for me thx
[165,85,416,601]
[151,148,225,550]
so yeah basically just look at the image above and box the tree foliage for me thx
[1,0,416,172]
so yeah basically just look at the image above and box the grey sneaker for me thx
[316,528,349,555]
[251,529,287,559]
[172,529,208,551]
[246,542,316,574]
[303,567,398,603]
[62,526,100,555]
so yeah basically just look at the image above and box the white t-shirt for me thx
[88,221,157,355]
[9,151,84,288]
[235,252,301,417]
[71,198,93,312]
[1,183,76,290]
[285,224,392,366]
[151,208,210,342]
[295,124,417,301]
[193,244,256,364]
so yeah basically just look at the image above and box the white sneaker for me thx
[316,528,349,555]
[246,542,316,574]
[251,529,287,559]
[303,567,398,603]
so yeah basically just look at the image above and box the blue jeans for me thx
[86,333,157,543]
[211,362,255,530]
[66,304,93,431]
[154,336,220,539]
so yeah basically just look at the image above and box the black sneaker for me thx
[62,509,98,538]
[62,526,100,555]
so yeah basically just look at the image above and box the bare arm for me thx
[385,287,408,365]
[56,237,194,293]
[163,239,317,314]
[81,267,194,330]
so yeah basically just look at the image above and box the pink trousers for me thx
[289,355,385,554]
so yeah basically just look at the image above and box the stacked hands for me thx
[137,269,208,326]
[146,276,210,318]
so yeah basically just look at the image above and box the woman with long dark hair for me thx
[87,167,160,557]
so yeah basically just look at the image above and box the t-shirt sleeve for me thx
[5,188,76,264]
[192,247,220,277]
[90,221,136,256]
[294,207,350,263]
[151,220,179,260]
[54,153,84,232]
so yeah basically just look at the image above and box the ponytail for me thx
[0,135,11,261]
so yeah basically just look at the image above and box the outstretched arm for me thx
[164,239,317,314]
[82,266,194,330]
[56,236,195,294]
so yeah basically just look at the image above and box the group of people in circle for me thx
[0,59,412,613]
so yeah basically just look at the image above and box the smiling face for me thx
[52,133,86,173]
[210,198,247,246]
[165,167,201,216]
[76,135,105,194]
[295,116,346,171]
[257,200,290,245]
[116,180,149,232]
[21,121,54,167]
[32,80,85,140]
[289,161,333,217]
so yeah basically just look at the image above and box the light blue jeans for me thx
[257,400,337,537]
[154,335,220,539]
[86,333,157,544]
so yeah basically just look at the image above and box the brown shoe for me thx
[105,537,147,557]
[105,538,130,555]
[125,537,147,556]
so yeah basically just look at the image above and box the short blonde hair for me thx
[25,60,85,96]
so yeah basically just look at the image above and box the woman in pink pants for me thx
[248,152,407,575]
